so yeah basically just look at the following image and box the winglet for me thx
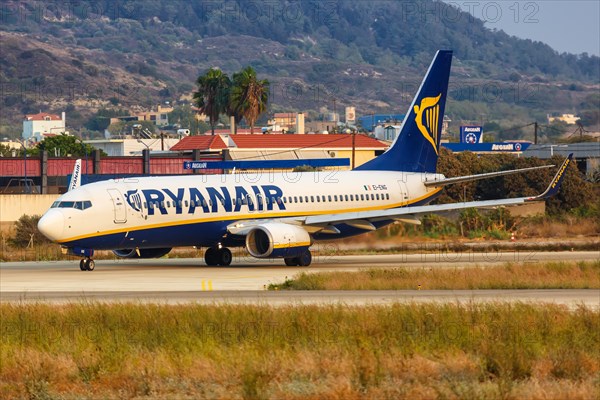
[530,154,573,200]
[68,159,82,191]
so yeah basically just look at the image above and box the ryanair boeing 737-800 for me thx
[37,51,572,270]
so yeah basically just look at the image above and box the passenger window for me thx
[316,196,320,203]
[334,195,338,201]
[350,195,354,201]
[376,194,379,200]
[282,197,287,204]
[322,196,326,202]
[328,195,332,202]
[310,196,314,202]
[294,196,298,203]
[386,193,390,200]
[344,195,349,201]
[299,197,303,203]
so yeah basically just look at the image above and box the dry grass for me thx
[518,217,599,238]
[1,303,599,399]
[270,261,600,290]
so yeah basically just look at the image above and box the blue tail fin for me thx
[356,50,453,173]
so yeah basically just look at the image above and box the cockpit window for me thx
[51,201,92,210]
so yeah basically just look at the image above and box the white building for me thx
[84,138,181,156]
[23,112,66,141]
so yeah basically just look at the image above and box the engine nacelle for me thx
[246,223,311,258]
[112,248,172,259]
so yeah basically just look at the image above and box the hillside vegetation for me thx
[1,0,599,138]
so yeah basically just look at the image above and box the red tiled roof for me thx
[230,134,386,149]
[170,135,228,151]
[25,112,62,121]
[207,128,272,135]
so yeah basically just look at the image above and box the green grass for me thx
[1,303,599,399]
[269,261,600,290]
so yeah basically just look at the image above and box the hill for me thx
[1,0,598,140]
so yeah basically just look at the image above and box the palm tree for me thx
[229,67,269,134]
[193,68,230,135]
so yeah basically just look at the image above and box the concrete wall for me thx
[0,195,59,222]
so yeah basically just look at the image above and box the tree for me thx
[193,68,231,135]
[33,134,101,157]
[229,66,270,134]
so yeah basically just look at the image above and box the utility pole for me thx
[351,131,356,169]
[534,121,538,144]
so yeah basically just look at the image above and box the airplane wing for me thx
[304,154,572,228]
[227,155,572,235]
[423,165,554,188]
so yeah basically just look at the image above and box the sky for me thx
[443,1,600,56]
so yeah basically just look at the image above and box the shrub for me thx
[9,214,51,247]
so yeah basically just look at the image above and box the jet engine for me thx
[112,248,172,259]
[246,222,311,258]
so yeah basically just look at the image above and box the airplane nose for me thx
[37,210,65,242]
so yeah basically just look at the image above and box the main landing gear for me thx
[79,258,95,271]
[284,250,312,267]
[204,247,232,266]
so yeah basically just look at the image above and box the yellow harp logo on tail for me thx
[413,94,442,154]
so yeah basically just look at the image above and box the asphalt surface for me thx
[1,252,598,307]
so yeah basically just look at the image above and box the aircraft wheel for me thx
[284,257,298,266]
[297,250,312,267]
[218,248,232,266]
[79,259,86,271]
[85,259,95,271]
[204,248,219,266]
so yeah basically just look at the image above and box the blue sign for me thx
[460,126,483,144]
[443,142,530,152]
[183,158,350,170]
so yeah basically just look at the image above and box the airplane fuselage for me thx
[40,170,443,250]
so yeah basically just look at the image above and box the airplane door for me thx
[107,188,127,223]
[397,180,409,204]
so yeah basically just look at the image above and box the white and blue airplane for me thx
[38,50,571,271]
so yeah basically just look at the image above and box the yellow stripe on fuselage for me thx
[57,188,443,244]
